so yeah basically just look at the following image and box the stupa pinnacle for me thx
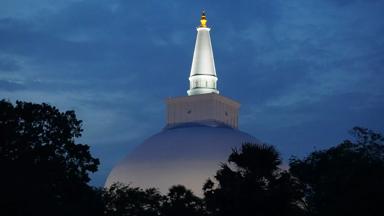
[188,11,219,96]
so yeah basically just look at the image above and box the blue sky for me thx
[1,0,383,186]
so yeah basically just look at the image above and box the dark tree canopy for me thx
[103,183,206,216]
[203,143,305,216]
[162,185,206,216]
[290,127,384,216]
[0,100,101,216]
[103,183,163,216]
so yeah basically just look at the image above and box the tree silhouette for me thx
[290,127,384,216]
[103,183,207,216]
[103,183,163,216]
[0,100,102,216]
[162,185,206,216]
[203,143,305,216]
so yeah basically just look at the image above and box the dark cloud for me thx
[0,80,25,91]
[326,0,380,7]
[0,55,21,71]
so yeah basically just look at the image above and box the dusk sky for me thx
[1,0,383,186]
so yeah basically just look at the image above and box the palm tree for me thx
[203,143,305,216]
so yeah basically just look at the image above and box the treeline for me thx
[1,100,383,216]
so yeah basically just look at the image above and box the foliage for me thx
[103,183,206,216]
[103,183,163,216]
[0,100,101,216]
[203,143,306,216]
[289,127,384,216]
[162,185,206,216]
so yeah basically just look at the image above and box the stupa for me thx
[105,12,260,194]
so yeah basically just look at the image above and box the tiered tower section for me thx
[166,93,240,128]
[187,12,219,96]
[166,12,240,129]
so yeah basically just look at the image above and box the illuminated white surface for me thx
[188,27,219,96]
[166,93,240,128]
[105,122,260,195]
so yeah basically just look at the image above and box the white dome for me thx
[105,121,261,195]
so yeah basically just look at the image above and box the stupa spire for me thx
[187,11,219,96]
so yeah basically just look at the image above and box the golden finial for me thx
[200,10,207,28]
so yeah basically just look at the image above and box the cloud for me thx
[0,0,79,19]
[0,54,22,72]
[0,80,25,91]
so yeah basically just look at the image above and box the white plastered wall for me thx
[166,93,240,128]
